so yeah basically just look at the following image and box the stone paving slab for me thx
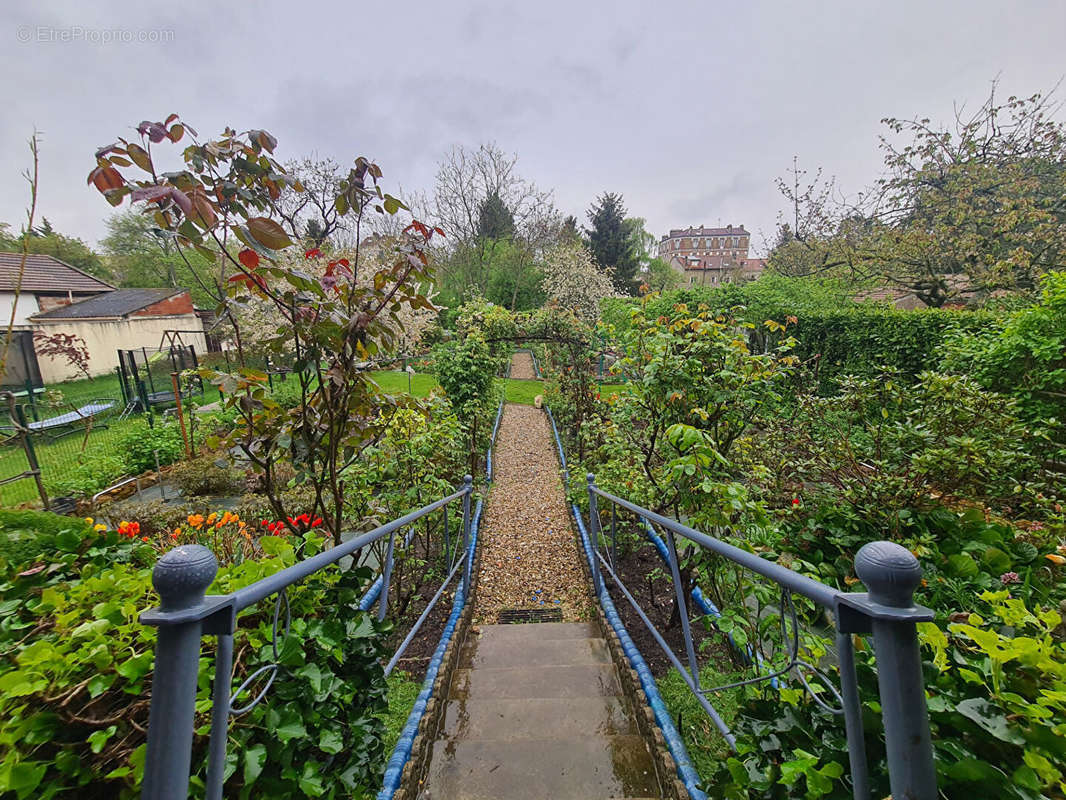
[419,736,661,800]
[439,697,638,741]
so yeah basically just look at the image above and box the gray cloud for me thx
[2,0,1064,258]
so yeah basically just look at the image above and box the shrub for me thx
[116,421,184,475]
[44,453,126,499]
[169,454,243,497]
[0,510,92,569]
[0,526,388,799]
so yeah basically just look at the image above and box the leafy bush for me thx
[606,277,999,391]
[0,526,388,799]
[44,454,127,499]
[942,270,1066,424]
[116,421,184,475]
[169,454,244,497]
[0,510,92,569]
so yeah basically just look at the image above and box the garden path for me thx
[417,359,663,798]
[508,351,537,380]
[473,402,589,623]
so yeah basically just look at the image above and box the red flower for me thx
[311,517,323,528]
[304,248,322,260]
[791,498,800,507]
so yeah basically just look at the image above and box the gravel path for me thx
[509,351,537,380]
[474,402,592,623]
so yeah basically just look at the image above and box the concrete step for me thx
[458,634,611,669]
[418,736,662,800]
[439,697,639,741]
[449,664,622,700]
[471,622,600,642]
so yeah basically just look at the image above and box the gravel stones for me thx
[509,351,537,380]
[474,402,591,623]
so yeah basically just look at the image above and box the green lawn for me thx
[370,371,627,406]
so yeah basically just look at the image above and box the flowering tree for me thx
[89,116,441,543]
[540,241,617,324]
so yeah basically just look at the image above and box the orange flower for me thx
[187,514,204,529]
[1046,553,1066,566]
[206,512,218,526]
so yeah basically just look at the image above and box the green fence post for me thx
[14,404,49,508]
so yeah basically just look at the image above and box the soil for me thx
[605,534,732,679]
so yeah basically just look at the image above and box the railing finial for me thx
[855,541,922,609]
[153,544,218,612]
[463,473,473,489]
[586,472,596,486]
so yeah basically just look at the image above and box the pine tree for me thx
[477,191,516,241]
[584,192,639,295]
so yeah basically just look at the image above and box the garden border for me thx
[379,400,501,800]
[545,406,708,800]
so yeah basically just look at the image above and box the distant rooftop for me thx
[32,288,186,320]
[662,224,749,240]
[0,252,114,293]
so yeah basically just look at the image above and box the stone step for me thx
[418,736,662,800]
[472,622,600,642]
[439,697,639,741]
[449,665,622,700]
[458,634,611,669]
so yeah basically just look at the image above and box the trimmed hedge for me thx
[603,278,999,390]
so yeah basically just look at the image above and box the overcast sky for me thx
[3,1,1065,256]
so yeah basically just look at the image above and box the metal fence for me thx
[138,476,475,800]
[582,474,937,800]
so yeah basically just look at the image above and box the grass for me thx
[657,662,746,782]
[379,670,422,756]
[370,371,629,407]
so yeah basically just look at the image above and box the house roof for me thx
[663,225,750,240]
[0,252,114,293]
[32,288,186,320]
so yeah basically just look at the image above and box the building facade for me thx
[658,225,765,287]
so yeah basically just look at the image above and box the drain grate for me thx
[497,607,564,624]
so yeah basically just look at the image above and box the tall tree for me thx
[430,143,557,305]
[101,210,217,305]
[477,191,516,241]
[771,84,1066,306]
[584,192,639,295]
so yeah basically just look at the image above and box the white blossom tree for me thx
[540,241,617,324]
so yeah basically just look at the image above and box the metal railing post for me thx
[586,474,602,594]
[855,541,937,800]
[664,526,700,690]
[378,528,397,622]
[461,474,473,594]
[140,545,219,800]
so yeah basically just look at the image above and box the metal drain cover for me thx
[497,607,564,624]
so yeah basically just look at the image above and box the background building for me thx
[658,224,765,287]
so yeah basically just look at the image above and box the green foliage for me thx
[942,270,1066,424]
[169,454,244,497]
[0,511,92,569]
[750,370,1051,533]
[116,421,184,475]
[44,454,127,499]
[584,192,640,295]
[609,276,998,391]
[921,591,1066,797]
[0,525,388,799]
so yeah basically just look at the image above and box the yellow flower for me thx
[93,523,107,532]
[84,517,94,525]
[206,512,218,525]
[1046,553,1066,565]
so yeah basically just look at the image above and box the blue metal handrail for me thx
[583,474,938,800]
[138,475,476,800]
